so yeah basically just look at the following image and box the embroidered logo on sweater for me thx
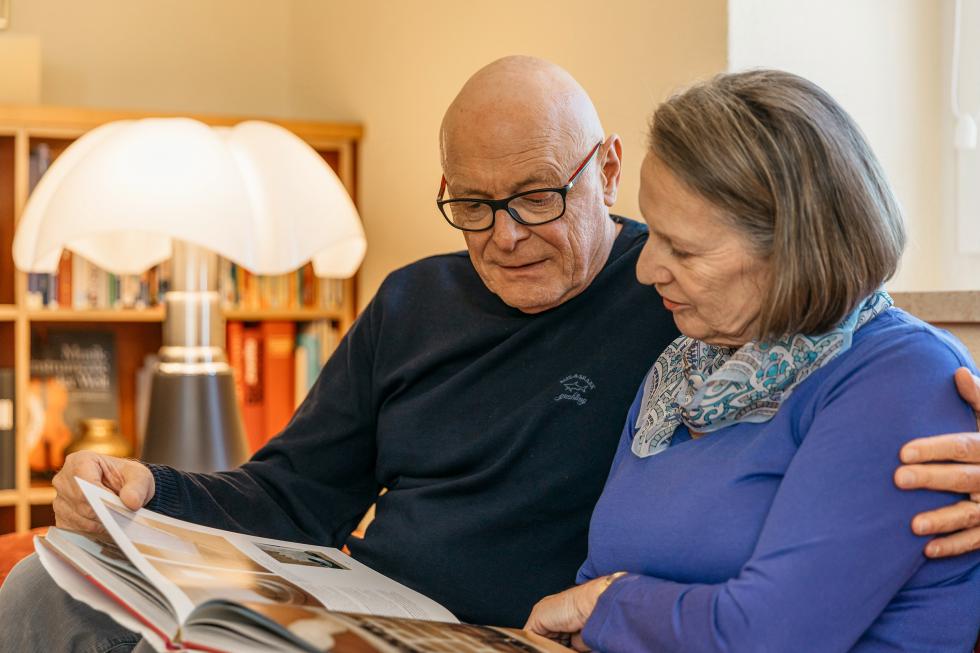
[554,374,595,406]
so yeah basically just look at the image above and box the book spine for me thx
[261,321,295,442]
[241,326,265,452]
[0,369,14,490]
[57,251,72,309]
[226,321,245,406]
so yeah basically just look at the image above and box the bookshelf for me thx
[0,105,363,534]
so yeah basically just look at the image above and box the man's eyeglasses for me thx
[437,141,602,232]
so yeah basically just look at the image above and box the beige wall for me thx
[2,0,728,307]
[728,0,948,291]
[290,0,728,306]
[2,0,293,117]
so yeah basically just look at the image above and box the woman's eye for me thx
[670,246,692,259]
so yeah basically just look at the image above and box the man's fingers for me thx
[899,434,980,464]
[895,463,980,493]
[911,500,980,535]
[923,526,980,558]
[117,463,154,510]
[954,367,980,411]
[52,495,104,534]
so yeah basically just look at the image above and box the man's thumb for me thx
[117,465,154,510]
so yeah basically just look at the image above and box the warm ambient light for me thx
[12,118,367,473]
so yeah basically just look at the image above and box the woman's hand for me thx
[895,368,980,557]
[525,574,623,651]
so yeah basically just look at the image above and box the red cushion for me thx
[0,528,47,587]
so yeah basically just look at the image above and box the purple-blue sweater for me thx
[578,308,980,652]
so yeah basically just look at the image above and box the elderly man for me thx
[1,57,979,652]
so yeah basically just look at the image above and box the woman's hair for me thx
[648,69,905,339]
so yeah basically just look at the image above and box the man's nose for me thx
[490,208,531,252]
[635,241,672,286]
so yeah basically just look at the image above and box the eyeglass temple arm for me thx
[567,141,603,184]
[437,175,447,201]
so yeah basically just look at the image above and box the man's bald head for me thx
[440,56,604,169]
[437,56,622,315]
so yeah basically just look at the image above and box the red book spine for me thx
[241,326,265,453]
[260,321,295,442]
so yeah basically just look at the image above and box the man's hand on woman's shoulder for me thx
[51,452,155,534]
[895,367,980,557]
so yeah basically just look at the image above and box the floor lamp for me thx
[13,118,366,472]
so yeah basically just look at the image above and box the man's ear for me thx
[599,134,623,207]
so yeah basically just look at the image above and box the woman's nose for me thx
[636,242,672,286]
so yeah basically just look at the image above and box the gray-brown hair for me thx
[648,69,905,339]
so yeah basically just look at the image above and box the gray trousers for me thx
[0,553,156,653]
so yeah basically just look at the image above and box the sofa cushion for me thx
[0,528,46,587]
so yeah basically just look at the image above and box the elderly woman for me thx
[525,70,980,652]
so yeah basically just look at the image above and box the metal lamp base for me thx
[137,240,248,473]
[140,369,248,472]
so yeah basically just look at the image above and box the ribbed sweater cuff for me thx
[144,464,183,517]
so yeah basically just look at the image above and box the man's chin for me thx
[496,287,563,314]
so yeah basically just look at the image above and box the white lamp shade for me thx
[13,118,366,278]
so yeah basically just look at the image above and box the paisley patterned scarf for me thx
[632,291,894,458]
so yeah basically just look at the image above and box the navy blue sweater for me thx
[147,216,679,627]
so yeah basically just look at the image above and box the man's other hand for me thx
[895,368,980,558]
[51,452,155,534]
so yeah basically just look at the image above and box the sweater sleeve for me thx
[143,294,382,547]
[582,331,980,653]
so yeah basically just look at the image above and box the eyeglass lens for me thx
[443,190,564,230]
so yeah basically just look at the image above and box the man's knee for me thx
[0,553,49,607]
[0,552,141,652]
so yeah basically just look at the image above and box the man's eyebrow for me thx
[448,171,560,199]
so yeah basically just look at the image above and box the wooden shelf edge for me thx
[224,308,345,321]
[0,489,19,506]
[26,308,344,323]
[28,308,165,323]
[0,305,17,321]
[0,104,363,141]
[27,486,56,504]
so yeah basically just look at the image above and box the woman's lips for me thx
[662,296,688,311]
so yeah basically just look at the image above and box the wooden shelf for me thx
[28,486,56,505]
[0,105,361,534]
[225,307,345,322]
[26,307,345,323]
[27,308,165,323]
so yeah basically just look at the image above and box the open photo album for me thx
[34,478,568,653]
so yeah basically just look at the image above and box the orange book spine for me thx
[57,251,72,309]
[260,321,295,442]
[241,326,265,452]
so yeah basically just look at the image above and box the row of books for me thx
[26,254,170,310]
[15,319,340,479]
[226,320,341,452]
[26,254,347,313]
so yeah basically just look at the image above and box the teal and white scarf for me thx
[632,291,894,458]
